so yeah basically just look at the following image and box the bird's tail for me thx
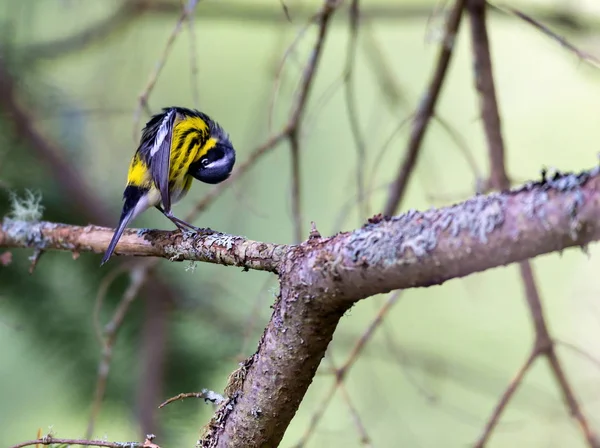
[101,208,135,265]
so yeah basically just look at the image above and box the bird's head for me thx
[188,120,236,185]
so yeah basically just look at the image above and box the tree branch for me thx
[0,223,286,273]
[5,164,600,445]
[204,166,600,446]
[4,166,600,446]
[383,0,467,216]
[469,0,510,191]
[468,1,598,445]
[2,166,599,284]
[9,435,159,448]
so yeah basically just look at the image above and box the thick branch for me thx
[3,167,600,290]
[200,166,600,446]
[3,166,599,281]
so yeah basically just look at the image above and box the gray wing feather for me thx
[149,109,176,212]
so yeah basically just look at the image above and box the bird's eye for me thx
[201,158,210,167]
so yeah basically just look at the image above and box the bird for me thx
[101,106,236,265]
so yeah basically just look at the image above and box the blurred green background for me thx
[2,0,600,447]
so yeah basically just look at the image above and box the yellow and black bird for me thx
[101,107,236,265]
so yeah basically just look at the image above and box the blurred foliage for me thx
[2,0,600,447]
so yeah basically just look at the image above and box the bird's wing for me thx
[148,109,176,212]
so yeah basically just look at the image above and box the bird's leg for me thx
[155,205,214,234]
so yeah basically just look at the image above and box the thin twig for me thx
[367,114,413,202]
[86,264,149,438]
[546,337,598,445]
[133,0,200,140]
[186,0,201,108]
[556,339,600,371]
[289,130,303,242]
[378,313,438,404]
[492,3,600,69]
[469,0,509,191]
[101,1,600,31]
[285,0,340,241]
[159,390,224,408]
[92,264,130,344]
[468,1,598,445]
[326,354,373,447]
[434,115,482,185]
[279,0,292,22]
[344,0,368,223]
[474,350,537,447]
[361,23,408,110]
[9,436,159,448]
[22,1,142,63]
[289,2,339,125]
[383,0,468,216]
[267,17,314,133]
[185,130,288,220]
[295,291,401,446]
[361,16,481,206]
[187,0,341,228]
[337,384,372,447]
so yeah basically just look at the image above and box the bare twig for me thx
[9,435,159,448]
[474,350,537,447]
[285,0,340,241]
[493,3,600,68]
[520,258,597,445]
[22,1,142,63]
[93,265,130,344]
[159,390,224,408]
[434,115,482,186]
[87,264,149,438]
[188,0,341,231]
[326,354,373,447]
[361,23,408,110]
[133,0,201,139]
[344,0,368,222]
[556,339,600,371]
[289,130,303,242]
[279,0,292,22]
[469,0,509,191]
[186,0,201,108]
[267,16,313,133]
[367,114,413,202]
[137,288,170,434]
[336,378,372,447]
[104,1,600,33]
[186,130,289,219]
[468,1,598,445]
[361,17,481,205]
[295,291,401,446]
[383,0,468,216]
